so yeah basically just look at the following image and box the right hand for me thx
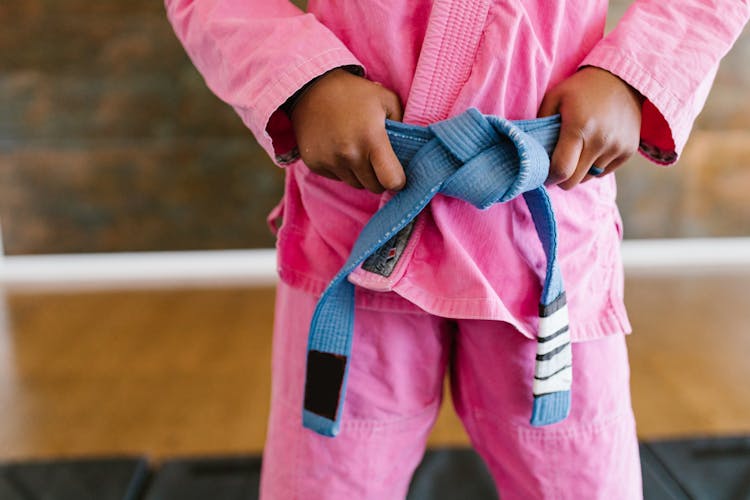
[289,69,406,194]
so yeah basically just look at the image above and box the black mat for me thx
[407,448,497,499]
[642,436,750,500]
[0,457,148,500]
[2,437,749,499]
[142,456,261,500]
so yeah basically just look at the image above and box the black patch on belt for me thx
[304,350,347,421]
[539,291,567,317]
[361,220,416,277]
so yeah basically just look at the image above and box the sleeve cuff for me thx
[579,44,683,165]
[238,48,365,166]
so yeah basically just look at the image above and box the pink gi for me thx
[165,0,750,497]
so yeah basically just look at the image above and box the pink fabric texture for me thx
[261,282,642,499]
[165,0,750,342]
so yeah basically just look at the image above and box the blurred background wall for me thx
[0,0,748,256]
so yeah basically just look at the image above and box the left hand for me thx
[538,66,644,190]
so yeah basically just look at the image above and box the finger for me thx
[558,140,602,190]
[330,163,364,189]
[546,127,583,186]
[580,149,619,183]
[333,148,382,192]
[593,154,629,180]
[351,161,385,194]
[329,144,370,189]
[340,172,365,189]
[537,92,560,118]
[582,147,633,183]
[369,128,406,191]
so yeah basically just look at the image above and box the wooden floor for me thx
[0,270,749,462]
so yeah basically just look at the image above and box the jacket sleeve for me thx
[165,0,365,165]
[579,0,750,164]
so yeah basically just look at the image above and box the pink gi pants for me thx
[260,282,642,499]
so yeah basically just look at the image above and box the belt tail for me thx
[531,391,571,426]
[303,280,356,437]
[523,188,572,426]
[530,291,572,426]
[302,121,444,437]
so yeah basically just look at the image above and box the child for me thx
[165,1,750,498]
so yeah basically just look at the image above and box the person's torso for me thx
[276,0,631,340]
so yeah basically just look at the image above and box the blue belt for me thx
[303,108,574,437]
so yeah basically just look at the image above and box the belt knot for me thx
[427,108,551,208]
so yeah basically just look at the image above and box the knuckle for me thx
[550,161,575,181]
[611,138,635,159]
[333,144,361,164]
[588,130,608,149]
[580,118,605,140]
[569,117,593,137]
[564,125,586,142]
[618,146,634,160]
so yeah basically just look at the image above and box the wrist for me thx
[280,65,363,119]
[579,65,644,105]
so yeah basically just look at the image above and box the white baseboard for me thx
[1,238,749,291]
[622,237,750,272]
[0,249,278,291]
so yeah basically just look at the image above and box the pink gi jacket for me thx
[166,0,750,341]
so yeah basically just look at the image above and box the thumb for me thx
[538,91,561,118]
[379,87,404,122]
[369,127,406,191]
